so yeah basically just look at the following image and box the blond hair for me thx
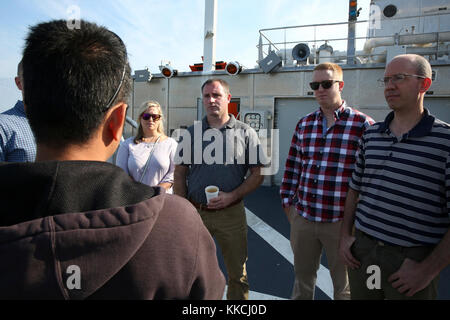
[134,100,165,144]
[313,62,343,81]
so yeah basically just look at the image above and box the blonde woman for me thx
[116,100,177,193]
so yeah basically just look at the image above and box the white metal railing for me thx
[257,11,450,65]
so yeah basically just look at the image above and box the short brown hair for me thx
[201,78,230,95]
[313,62,343,81]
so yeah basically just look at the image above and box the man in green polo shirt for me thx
[174,78,266,300]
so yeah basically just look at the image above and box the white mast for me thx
[203,0,218,73]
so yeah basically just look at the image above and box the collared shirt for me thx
[176,114,267,204]
[280,101,374,222]
[0,101,36,162]
[350,108,450,246]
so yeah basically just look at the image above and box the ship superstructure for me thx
[129,0,450,186]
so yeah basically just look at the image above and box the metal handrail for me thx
[257,11,450,63]
[259,19,369,33]
[257,19,370,61]
[258,11,450,34]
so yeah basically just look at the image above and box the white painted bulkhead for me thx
[129,63,450,186]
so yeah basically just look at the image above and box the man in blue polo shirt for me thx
[339,54,450,299]
[0,60,36,162]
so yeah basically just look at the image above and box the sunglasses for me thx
[142,113,161,121]
[309,80,341,90]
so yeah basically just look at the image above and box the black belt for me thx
[359,230,434,253]
[356,229,396,247]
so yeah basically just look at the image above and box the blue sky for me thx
[0,0,371,111]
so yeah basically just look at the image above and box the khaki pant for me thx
[198,201,249,300]
[348,229,439,300]
[290,209,350,300]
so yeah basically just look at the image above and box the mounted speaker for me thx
[258,51,282,74]
[292,43,310,62]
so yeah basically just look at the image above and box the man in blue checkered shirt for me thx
[0,61,36,162]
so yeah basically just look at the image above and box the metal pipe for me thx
[166,78,170,135]
[126,116,138,129]
[347,21,356,65]
[346,0,358,65]
[364,31,450,54]
[203,0,217,73]
[406,46,450,55]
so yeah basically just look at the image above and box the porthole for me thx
[383,4,397,18]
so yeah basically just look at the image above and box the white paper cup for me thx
[205,185,219,204]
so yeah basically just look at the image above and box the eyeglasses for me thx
[142,113,161,121]
[377,73,426,87]
[309,80,341,90]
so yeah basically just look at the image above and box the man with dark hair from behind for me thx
[0,19,225,300]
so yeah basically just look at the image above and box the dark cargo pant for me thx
[348,229,439,300]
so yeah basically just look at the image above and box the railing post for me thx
[347,0,358,65]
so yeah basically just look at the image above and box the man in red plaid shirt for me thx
[280,62,374,300]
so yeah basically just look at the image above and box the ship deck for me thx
[215,186,450,300]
